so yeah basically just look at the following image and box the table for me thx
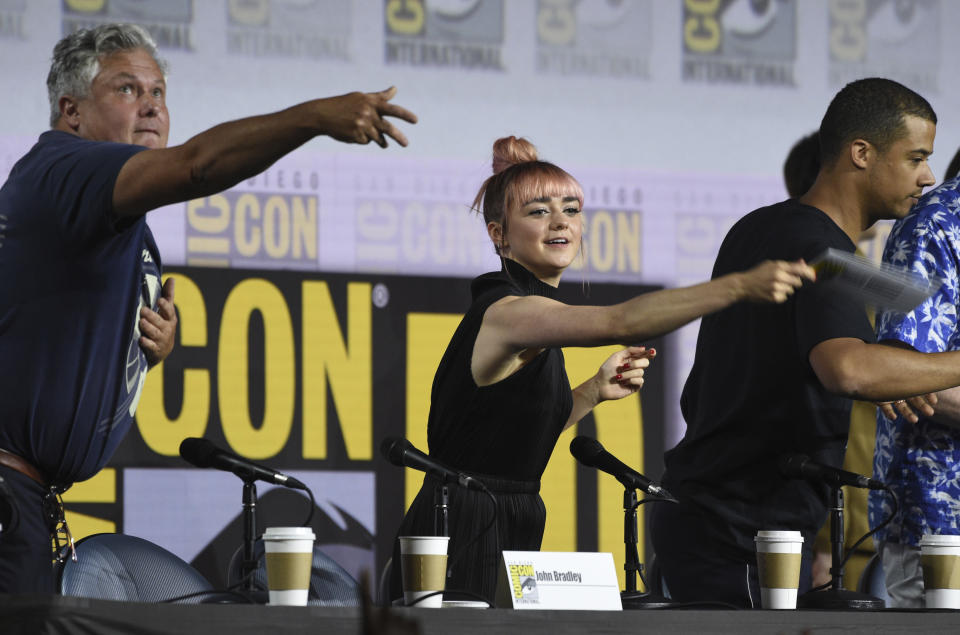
[3,594,960,635]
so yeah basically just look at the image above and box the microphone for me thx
[569,436,676,501]
[778,454,885,490]
[380,437,483,491]
[179,437,307,490]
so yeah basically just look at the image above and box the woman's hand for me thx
[597,346,656,402]
[566,346,657,430]
[738,259,816,303]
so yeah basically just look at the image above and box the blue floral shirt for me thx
[869,176,960,546]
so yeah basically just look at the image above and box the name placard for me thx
[495,551,622,610]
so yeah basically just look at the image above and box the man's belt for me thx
[0,447,48,486]
[0,447,76,562]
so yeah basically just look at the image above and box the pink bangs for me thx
[504,162,584,211]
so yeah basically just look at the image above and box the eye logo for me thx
[536,0,652,79]
[384,0,505,70]
[62,0,194,50]
[827,0,940,92]
[682,0,797,86]
[226,0,352,61]
[509,563,539,602]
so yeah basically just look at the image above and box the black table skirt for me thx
[4,594,960,635]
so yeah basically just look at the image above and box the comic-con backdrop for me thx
[63,266,664,589]
[2,0,959,590]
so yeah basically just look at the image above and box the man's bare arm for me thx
[113,87,416,218]
[810,338,960,402]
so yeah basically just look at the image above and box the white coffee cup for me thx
[262,526,315,606]
[399,536,449,608]
[755,530,804,609]
[920,534,960,609]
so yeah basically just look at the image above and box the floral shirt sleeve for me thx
[870,178,960,546]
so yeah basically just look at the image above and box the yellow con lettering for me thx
[302,282,373,460]
[263,196,291,258]
[568,210,642,275]
[511,564,523,598]
[234,193,261,257]
[403,313,461,505]
[290,196,317,260]
[594,367,644,589]
[188,195,231,234]
[540,345,644,589]
[589,211,616,272]
[356,200,487,267]
[62,469,116,541]
[616,212,642,274]
[186,195,231,266]
[235,194,318,260]
[219,279,295,459]
[187,193,317,262]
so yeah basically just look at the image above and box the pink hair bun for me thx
[492,136,538,174]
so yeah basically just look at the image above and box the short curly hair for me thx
[819,78,936,165]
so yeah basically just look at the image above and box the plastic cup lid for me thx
[755,530,803,542]
[263,526,316,540]
[920,534,960,546]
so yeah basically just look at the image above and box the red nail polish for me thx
[615,374,622,380]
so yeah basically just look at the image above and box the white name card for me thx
[495,551,622,610]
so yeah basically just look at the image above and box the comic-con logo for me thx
[827,0,939,92]
[682,0,796,86]
[186,189,320,270]
[509,563,540,603]
[535,0,652,78]
[384,0,505,70]
[62,0,194,50]
[226,0,351,60]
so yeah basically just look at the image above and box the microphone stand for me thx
[434,484,450,537]
[240,479,259,594]
[620,488,675,609]
[796,485,883,609]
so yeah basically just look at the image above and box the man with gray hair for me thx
[0,23,416,593]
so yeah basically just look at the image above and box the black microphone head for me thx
[380,437,409,467]
[179,437,218,468]
[778,454,808,478]
[569,436,604,467]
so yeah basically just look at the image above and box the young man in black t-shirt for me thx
[650,78,960,607]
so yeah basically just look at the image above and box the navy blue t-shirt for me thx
[0,130,161,484]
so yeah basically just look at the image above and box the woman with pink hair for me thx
[389,136,814,603]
